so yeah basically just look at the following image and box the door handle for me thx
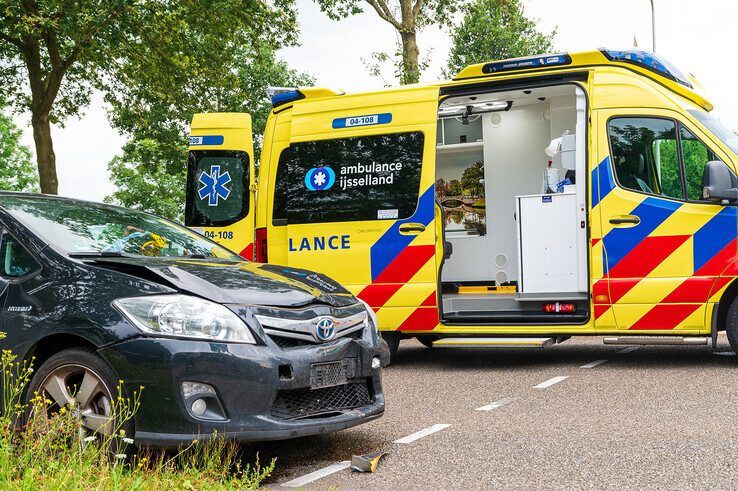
[399,223,426,235]
[609,215,641,226]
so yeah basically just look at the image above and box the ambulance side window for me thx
[608,117,682,200]
[680,126,718,202]
[273,132,424,224]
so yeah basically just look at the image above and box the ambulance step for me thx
[603,336,709,346]
[432,337,555,348]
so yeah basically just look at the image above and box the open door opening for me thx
[436,84,589,324]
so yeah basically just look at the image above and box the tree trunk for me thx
[399,30,421,84]
[31,112,59,194]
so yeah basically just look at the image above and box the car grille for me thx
[270,380,373,420]
[270,328,364,349]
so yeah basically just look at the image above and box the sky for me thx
[16,0,738,201]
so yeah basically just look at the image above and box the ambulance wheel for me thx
[725,296,738,353]
[416,336,437,349]
[381,332,400,361]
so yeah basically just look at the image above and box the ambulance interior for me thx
[435,84,589,324]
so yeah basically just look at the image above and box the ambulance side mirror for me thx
[703,161,738,204]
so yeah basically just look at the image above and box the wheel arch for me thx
[715,277,738,332]
[25,333,99,371]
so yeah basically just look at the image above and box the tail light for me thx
[255,227,268,263]
[543,302,575,313]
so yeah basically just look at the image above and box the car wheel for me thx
[380,331,400,361]
[726,296,738,354]
[25,347,132,442]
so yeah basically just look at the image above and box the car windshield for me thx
[688,109,738,156]
[1,196,242,260]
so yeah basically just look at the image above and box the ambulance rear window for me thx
[273,132,424,224]
[185,150,250,227]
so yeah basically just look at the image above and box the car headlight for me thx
[358,298,379,332]
[113,295,256,344]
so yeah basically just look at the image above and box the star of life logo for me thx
[304,165,336,191]
[198,165,232,206]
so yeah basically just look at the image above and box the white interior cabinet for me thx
[516,192,586,296]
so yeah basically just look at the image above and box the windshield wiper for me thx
[68,251,133,259]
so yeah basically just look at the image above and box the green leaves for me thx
[445,0,555,78]
[0,104,38,192]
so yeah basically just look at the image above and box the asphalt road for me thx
[247,334,738,490]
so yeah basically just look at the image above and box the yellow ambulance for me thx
[186,49,738,360]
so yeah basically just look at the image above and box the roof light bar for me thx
[481,53,571,74]
[600,49,693,88]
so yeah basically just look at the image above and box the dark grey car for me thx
[0,192,387,446]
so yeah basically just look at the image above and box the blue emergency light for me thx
[600,49,693,89]
[267,87,303,107]
[481,53,572,74]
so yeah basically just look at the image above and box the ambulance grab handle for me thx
[399,223,426,235]
[609,215,640,225]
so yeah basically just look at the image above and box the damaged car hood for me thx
[83,257,356,307]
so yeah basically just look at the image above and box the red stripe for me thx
[708,275,734,300]
[695,238,737,276]
[420,291,437,307]
[594,304,610,320]
[397,307,439,332]
[240,243,254,260]
[592,279,608,301]
[608,278,641,303]
[357,284,403,308]
[374,245,435,284]
[661,276,716,303]
[628,304,700,330]
[608,235,690,279]
[591,238,601,247]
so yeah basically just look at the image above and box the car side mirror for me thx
[703,161,738,204]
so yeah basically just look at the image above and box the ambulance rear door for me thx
[271,86,441,332]
[185,113,255,259]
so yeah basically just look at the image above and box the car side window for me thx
[680,126,718,201]
[0,231,40,279]
[608,117,683,200]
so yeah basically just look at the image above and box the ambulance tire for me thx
[381,332,400,361]
[726,296,738,354]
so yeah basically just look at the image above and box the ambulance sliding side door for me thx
[271,87,442,332]
[185,113,255,259]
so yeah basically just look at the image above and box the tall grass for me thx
[0,334,274,490]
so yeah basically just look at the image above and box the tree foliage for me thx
[445,0,555,77]
[105,44,313,221]
[0,104,37,192]
[0,0,298,194]
[315,0,461,84]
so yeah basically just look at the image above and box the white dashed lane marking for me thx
[534,376,568,389]
[580,359,608,369]
[476,397,514,411]
[281,461,351,488]
[617,346,640,354]
[394,424,451,444]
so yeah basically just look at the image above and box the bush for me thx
[0,334,274,490]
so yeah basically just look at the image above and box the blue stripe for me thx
[602,197,681,273]
[591,156,615,208]
[693,206,737,272]
[370,186,435,280]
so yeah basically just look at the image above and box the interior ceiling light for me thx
[438,100,513,119]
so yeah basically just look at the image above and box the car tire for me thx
[25,347,134,444]
[726,296,738,353]
[381,331,400,361]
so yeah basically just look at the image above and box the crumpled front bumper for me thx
[100,334,386,447]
